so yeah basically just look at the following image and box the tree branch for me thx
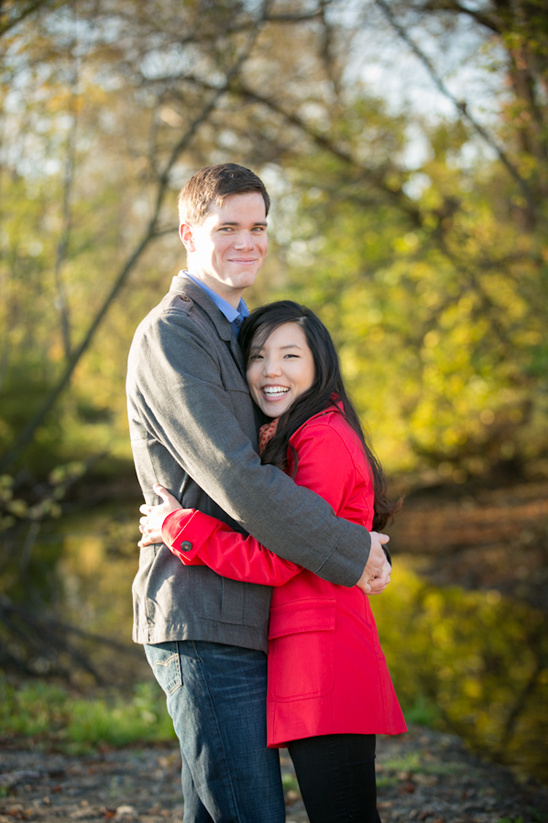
[374,0,537,216]
[0,0,54,38]
[174,72,424,226]
[0,11,264,472]
[53,12,80,361]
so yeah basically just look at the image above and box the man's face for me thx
[180,192,268,308]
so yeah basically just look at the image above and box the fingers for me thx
[139,485,170,514]
[368,576,390,595]
[138,521,163,546]
[138,534,159,547]
[137,485,179,549]
[153,483,169,501]
[154,484,181,511]
[154,484,180,507]
[368,556,392,595]
[356,578,372,595]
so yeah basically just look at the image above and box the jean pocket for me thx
[144,641,183,695]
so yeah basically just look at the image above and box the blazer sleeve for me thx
[128,307,370,586]
[160,417,371,587]
[162,509,302,587]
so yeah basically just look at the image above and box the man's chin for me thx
[230,271,259,289]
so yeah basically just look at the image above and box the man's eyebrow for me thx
[219,221,268,227]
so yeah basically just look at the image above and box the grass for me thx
[0,675,444,754]
[281,773,300,793]
[0,676,175,753]
[401,694,442,727]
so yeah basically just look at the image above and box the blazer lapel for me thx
[169,274,247,379]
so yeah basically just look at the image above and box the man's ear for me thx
[179,222,195,252]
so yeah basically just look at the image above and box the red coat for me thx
[162,407,407,748]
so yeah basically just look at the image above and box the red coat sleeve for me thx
[161,412,374,585]
[161,509,302,587]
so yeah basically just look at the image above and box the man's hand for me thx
[138,484,184,547]
[355,532,391,595]
[365,556,392,594]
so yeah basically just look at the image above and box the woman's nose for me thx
[263,357,282,376]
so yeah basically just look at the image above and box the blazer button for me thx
[180,541,192,551]
[180,295,190,302]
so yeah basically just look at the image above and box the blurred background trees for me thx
[1,0,547,780]
[1,0,546,482]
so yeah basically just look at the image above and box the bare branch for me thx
[415,0,500,35]
[0,0,54,38]
[0,13,264,471]
[374,0,537,216]
[53,17,80,361]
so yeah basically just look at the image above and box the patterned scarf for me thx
[258,417,279,456]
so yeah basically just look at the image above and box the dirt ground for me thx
[1,725,547,823]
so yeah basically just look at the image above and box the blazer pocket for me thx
[268,600,336,701]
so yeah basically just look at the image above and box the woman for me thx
[139,300,406,822]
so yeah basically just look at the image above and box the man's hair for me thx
[177,163,270,225]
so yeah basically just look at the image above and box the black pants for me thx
[287,733,381,823]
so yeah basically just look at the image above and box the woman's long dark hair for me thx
[240,300,400,530]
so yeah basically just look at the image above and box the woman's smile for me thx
[246,322,315,418]
[261,385,289,399]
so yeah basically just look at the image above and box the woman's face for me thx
[246,322,315,418]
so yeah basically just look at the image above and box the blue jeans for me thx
[144,641,285,823]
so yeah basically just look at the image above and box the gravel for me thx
[1,725,547,823]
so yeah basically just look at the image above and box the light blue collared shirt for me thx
[182,271,249,337]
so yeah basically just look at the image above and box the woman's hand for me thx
[138,484,184,547]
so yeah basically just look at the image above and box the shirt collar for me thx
[182,271,249,336]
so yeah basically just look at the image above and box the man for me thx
[126,163,391,823]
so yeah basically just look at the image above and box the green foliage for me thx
[0,677,174,752]
[400,694,441,727]
[267,130,548,478]
[281,772,300,794]
[0,462,87,534]
[0,0,547,482]
[370,562,548,782]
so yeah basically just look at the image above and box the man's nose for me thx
[234,230,254,249]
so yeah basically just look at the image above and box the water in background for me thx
[23,500,548,785]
